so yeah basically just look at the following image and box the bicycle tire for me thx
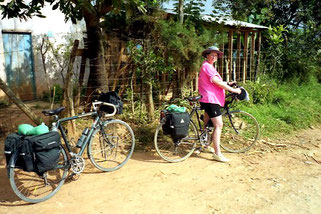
[9,146,68,203]
[154,119,198,162]
[88,119,135,172]
[221,110,260,153]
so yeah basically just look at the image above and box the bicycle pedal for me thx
[70,173,80,181]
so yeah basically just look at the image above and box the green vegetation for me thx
[121,76,321,148]
[1,0,321,145]
[0,100,10,108]
[42,84,64,104]
[235,77,321,138]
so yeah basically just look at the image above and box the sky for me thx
[163,0,214,15]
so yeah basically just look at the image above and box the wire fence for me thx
[0,31,273,107]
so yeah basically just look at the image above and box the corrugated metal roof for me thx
[202,15,268,29]
[164,9,268,30]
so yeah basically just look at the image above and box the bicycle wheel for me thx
[154,120,198,162]
[221,110,260,153]
[9,146,68,203]
[88,119,135,172]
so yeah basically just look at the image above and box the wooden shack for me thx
[202,15,268,83]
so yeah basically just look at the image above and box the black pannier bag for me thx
[4,133,34,171]
[168,112,190,142]
[160,110,171,135]
[25,131,61,173]
[97,91,123,114]
[4,133,25,168]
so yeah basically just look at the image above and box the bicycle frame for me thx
[187,93,239,137]
[55,111,100,156]
[52,101,117,157]
[189,104,203,133]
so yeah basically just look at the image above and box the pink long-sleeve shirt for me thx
[198,60,225,107]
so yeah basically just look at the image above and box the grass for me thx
[235,79,321,138]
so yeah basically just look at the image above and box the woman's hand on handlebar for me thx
[227,81,237,87]
[231,87,242,94]
[226,81,241,94]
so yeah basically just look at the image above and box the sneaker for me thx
[212,153,230,163]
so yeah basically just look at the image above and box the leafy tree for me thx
[154,19,225,98]
[263,25,287,78]
[152,0,225,98]
[129,41,170,119]
[212,0,321,82]
[212,0,321,28]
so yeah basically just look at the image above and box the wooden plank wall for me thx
[217,29,263,83]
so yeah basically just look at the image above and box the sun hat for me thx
[202,46,223,58]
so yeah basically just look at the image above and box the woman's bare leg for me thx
[210,115,223,155]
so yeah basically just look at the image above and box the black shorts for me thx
[200,102,222,118]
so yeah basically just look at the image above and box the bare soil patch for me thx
[0,102,321,214]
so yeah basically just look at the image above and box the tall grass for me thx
[236,78,321,138]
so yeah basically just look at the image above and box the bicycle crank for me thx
[70,154,85,174]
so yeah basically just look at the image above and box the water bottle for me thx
[51,122,58,132]
[76,128,89,148]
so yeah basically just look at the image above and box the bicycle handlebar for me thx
[92,101,117,117]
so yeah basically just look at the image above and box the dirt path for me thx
[1,125,321,214]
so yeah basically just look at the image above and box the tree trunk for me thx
[62,40,79,136]
[0,78,42,125]
[85,16,108,96]
[172,70,181,99]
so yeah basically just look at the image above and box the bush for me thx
[0,100,10,108]
[237,78,321,138]
[242,78,278,105]
[42,84,64,104]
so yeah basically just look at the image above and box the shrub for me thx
[42,84,63,104]
[242,78,278,105]
[0,100,10,108]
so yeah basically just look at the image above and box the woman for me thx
[198,46,241,162]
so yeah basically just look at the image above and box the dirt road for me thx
[1,126,321,214]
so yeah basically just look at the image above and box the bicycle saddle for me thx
[187,96,202,102]
[42,107,66,116]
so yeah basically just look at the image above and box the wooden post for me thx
[225,59,229,82]
[243,31,249,83]
[62,40,79,136]
[219,43,224,77]
[195,72,199,92]
[250,32,256,81]
[233,61,236,81]
[228,30,233,82]
[255,31,262,82]
[112,41,126,91]
[236,33,241,82]
[74,47,87,114]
